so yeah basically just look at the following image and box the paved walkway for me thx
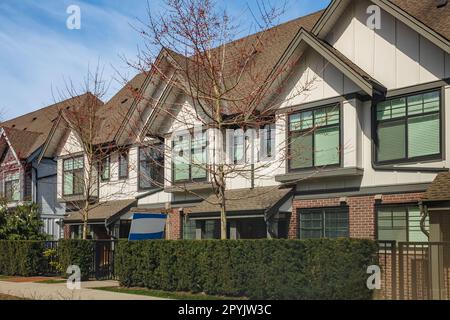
[0,280,166,300]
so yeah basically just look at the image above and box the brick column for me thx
[167,209,183,240]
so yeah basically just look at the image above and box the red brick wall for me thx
[290,192,424,240]
[63,224,70,239]
[166,209,183,240]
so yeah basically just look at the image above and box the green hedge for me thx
[115,239,378,300]
[0,240,94,279]
[57,240,94,281]
[0,241,47,276]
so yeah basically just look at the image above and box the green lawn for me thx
[95,287,247,300]
[0,275,11,281]
[33,279,66,284]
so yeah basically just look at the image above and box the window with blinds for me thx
[377,205,429,242]
[289,105,340,170]
[375,90,441,163]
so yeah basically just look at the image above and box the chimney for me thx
[437,0,448,8]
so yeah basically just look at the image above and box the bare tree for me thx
[125,0,324,239]
[54,66,144,240]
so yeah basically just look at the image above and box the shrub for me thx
[57,240,94,280]
[0,240,94,280]
[0,241,46,276]
[115,238,378,300]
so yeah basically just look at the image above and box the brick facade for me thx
[290,192,425,240]
[63,224,70,239]
[166,208,183,240]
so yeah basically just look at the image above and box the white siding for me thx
[327,0,448,90]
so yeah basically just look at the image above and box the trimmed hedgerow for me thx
[0,240,94,280]
[0,241,46,276]
[115,239,377,300]
[57,240,94,281]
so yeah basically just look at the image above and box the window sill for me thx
[275,167,364,183]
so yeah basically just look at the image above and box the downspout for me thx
[32,165,38,203]
[419,201,430,240]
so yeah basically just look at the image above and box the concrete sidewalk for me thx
[0,280,167,300]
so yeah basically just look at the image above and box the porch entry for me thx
[184,186,294,239]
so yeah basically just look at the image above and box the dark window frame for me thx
[62,156,84,196]
[373,89,443,165]
[171,132,208,184]
[4,171,20,202]
[375,203,429,242]
[298,206,349,239]
[138,144,164,191]
[118,149,129,180]
[288,104,342,172]
[100,155,110,182]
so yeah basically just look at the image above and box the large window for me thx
[5,172,20,201]
[375,90,441,163]
[118,149,129,179]
[299,207,349,239]
[289,105,340,170]
[139,145,164,190]
[377,205,429,242]
[63,156,84,196]
[173,132,207,183]
[183,219,219,239]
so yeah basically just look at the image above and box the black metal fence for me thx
[377,241,450,300]
[44,240,117,280]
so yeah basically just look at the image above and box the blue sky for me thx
[0,0,330,120]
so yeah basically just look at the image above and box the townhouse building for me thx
[37,0,450,245]
[0,94,95,239]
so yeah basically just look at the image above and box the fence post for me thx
[398,242,404,300]
[391,241,397,300]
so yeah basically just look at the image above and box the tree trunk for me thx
[218,165,227,239]
[220,201,227,240]
[82,212,88,240]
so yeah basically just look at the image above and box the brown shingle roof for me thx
[423,172,450,202]
[391,0,450,41]
[93,73,148,144]
[64,199,137,222]
[188,186,293,215]
[164,10,324,116]
[2,128,43,159]
[1,93,102,158]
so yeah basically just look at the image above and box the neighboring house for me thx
[39,73,170,239]
[0,94,97,239]
[40,0,450,244]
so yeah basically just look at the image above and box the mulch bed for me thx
[1,276,63,283]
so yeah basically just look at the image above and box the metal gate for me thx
[378,241,450,300]
[92,240,116,280]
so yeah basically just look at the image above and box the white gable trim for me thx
[313,0,450,54]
